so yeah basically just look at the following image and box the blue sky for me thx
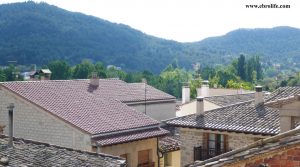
[1,0,299,42]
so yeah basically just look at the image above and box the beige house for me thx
[0,78,176,167]
[165,86,300,166]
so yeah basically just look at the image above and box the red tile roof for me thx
[1,79,169,135]
[94,128,169,146]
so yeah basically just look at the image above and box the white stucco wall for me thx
[128,101,176,121]
[0,87,91,151]
[177,100,220,117]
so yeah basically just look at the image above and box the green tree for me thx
[237,54,246,80]
[94,62,107,78]
[73,60,95,79]
[4,65,18,81]
[48,60,71,80]
[0,68,6,81]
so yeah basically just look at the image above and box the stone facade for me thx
[228,135,257,150]
[0,88,92,151]
[179,128,264,167]
[179,128,204,166]
[101,138,158,167]
[129,101,176,121]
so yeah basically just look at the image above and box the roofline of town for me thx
[91,124,161,139]
[189,126,300,167]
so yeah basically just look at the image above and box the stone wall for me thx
[179,128,263,167]
[179,128,204,166]
[129,101,176,121]
[0,88,91,151]
[228,135,257,150]
[101,138,158,167]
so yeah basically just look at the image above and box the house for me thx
[159,135,181,167]
[188,126,300,167]
[177,81,253,117]
[0,78,175,167]
[0,136,126,166]
[29,69,52,80]
[165,86,300,166]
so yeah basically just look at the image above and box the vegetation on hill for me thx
[1,55,263,98]
[1,2,300,74]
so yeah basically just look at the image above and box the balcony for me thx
[137,162,155,167]
[194,147,227,161]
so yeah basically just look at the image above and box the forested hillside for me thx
[1,2,300,73]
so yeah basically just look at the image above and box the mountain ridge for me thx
[1,1,300,72]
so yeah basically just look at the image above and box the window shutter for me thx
[203,133,209,150]
[224,135,229,152]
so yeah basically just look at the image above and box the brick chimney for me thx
[182,86,190,104]
[90,72,99,87]
[199,80,209,97]
[196,96,204,115]
[255,86,264,106]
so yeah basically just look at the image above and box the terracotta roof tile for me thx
[265,86,300,102]
[205,93,255,107]
[165,101,280,135]
[0,136,125,166]
[1,80,163,135]
[159,135,181,153]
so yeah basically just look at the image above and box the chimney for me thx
[182,86,190,104]
[255,86,264,106]
[7,103,14,147]
[200,80,209,97]
[90,72,99,87]
[196,96,204,115]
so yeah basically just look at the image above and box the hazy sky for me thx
[1,0,299,42]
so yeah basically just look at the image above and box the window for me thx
[138,149,154,167]
[194,133,228,161]
[207,133,227,157]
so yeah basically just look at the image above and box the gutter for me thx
[189,126,300,167]
[91,124,160,138]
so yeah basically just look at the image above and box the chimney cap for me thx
[182,85,190,88]
[196,96,204,101]
[255,85,263,92]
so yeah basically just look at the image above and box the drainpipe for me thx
[7,103,14,147]
[157,137,164,167]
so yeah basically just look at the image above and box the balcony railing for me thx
[194,147,227,161]
[137,162,155,167]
